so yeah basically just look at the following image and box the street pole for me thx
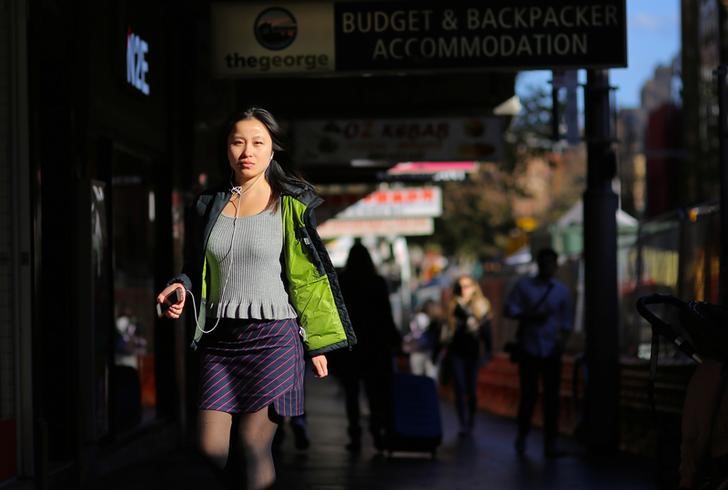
[583,69,620,454]
[717,65,728,306]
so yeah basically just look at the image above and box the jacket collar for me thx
[200,190,230,249]
[279,181,323,209]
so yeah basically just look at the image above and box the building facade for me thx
[1,0,194,487]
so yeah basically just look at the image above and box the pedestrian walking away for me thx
[155,107,356,489]
[403,299,443,380]
[334,240,401,453]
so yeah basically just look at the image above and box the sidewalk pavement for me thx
[92,374,654,490]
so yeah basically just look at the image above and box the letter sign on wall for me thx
[126,29,150,95]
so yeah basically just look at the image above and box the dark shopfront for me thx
[22,1,193,487]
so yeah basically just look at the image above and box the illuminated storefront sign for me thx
[211,0,626,77]
[331,187,443,219]
[126,29,150,95]
[317,217,434,238]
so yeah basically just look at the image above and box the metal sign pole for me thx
[583,69,620,454]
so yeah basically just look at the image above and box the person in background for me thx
[336,241,401,453]
[156,107,355,489]
[273,413,310,451]
[445,275,493,437]
[504,247,573,458]
[404,299,441,380]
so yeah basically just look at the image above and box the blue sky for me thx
[516,0,681,108]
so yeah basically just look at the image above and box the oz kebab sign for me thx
[212,1,626,77]
[293,117,503,164]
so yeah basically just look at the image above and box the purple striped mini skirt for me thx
[198,317,305,416]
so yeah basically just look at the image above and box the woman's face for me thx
[227,118,274,184]
[457,278,476,301]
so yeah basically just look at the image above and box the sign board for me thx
[212,2,335,76]
[387,161,477,174]
[327,187,442,219]
[317,217,434,238]
[126,29,150,95]
[387,161,477,181]
[293,117,503,164]
[212,0,626,77]
[334,1,627,71]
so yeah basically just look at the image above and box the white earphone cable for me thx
[192,170,267,336]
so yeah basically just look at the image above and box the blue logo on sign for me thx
[254,7,297,51]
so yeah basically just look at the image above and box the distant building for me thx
[616,56,681,218]
[641,63,677,114]
[680,0,725,206]
[616,108,645,216]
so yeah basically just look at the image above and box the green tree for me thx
[417,84,581,260]
[425,163,516,258]
[503,84,560,172]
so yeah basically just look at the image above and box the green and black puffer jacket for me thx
[167,181,356,355]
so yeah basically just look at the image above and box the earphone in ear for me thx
[269,151,275,162]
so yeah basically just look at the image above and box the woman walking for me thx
[156,107,355,488]
[445,275,493,436]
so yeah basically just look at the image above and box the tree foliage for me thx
[422,163,516,258]
[415,84,582,260]
[503,84,560,172]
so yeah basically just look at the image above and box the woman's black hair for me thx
[224,107,315,196]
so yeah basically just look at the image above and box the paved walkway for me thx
[93,374,654,490]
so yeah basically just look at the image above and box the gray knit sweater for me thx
[205,203,297,320]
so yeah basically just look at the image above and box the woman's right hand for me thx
[156,284,186,319]
[311,355,328,378]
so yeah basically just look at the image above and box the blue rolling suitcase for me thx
[384,372,443,457]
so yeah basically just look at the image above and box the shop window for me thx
[111,151,157,432]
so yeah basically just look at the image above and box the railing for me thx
[440,352,695,457]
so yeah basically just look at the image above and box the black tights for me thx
[517,354,562,449]
[342,370,388,446]
[198,407,279,489]
[451,355,479,431]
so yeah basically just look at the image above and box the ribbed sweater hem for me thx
[207,301,298,320]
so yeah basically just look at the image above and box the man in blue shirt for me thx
[504,248,573,458]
